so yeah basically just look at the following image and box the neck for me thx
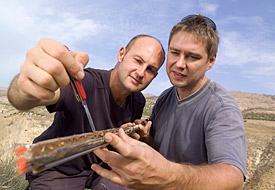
[177,77,208,100]
[110,69,131,107]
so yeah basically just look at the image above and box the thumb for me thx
[71,51,90,68]
[118,127,137,143]
[105,128,141,159]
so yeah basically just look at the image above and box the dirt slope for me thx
[1,88,275,189]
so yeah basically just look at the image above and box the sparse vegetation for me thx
[242,108,275,121]
[0,89,274,189]
[243,112,275,121]
[143,96,157,117]
[0,156,28,189]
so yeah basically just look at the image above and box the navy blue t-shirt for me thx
[33,68,145,175]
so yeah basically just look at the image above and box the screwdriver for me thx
[68,74,96,132]
[64,45,96,132]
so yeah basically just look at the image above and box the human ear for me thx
[206,54,216,71]
[117,47,126,62]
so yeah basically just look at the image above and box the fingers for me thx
[129,132,141,140]
[19,38,89,102]
[17,73,56,101]
[71,51,90,69]
[93,148,128,170]
[140,120,152,138]
[104,128,142,159]
[93,148,121,165]
[91,164,124,186]
[134,119,142,125]
[25,48,67,89]
[121,123,140,139]
[93,131,166,189]
[38,39,85,80]
[120,122,134,128]
[132,120,151,139]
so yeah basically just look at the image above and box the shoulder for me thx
[207,81,239,109]
[150,86,175,116]
[203,81,243,125]
[155,86,175,106]
[130,92,145,107]
[82,68,111,88]
[84,68,110,79]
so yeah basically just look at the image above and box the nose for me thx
[136,65,146,78]
[175,55,187,69]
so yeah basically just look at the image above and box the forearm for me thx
[166,162,244,190]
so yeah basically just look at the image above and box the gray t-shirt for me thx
[150,79,247,177]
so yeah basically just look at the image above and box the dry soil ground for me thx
[1,88,275,189]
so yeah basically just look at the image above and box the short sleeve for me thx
[205,105,247,177]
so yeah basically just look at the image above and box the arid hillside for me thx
[1,87,274,189]
[144,91,275,190]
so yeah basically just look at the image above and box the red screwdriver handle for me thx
[64,45,86,101]
[74,79,86,100]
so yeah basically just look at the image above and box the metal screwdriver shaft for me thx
[82,100,96,131]
[65,45,96,132]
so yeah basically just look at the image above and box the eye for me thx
[146,67,157,75]
[187,54,201,61]
[170,51,179,56]
[134,58,142,64]
[190,55,199,59]
[147,67,153,72]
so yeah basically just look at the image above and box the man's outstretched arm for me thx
[92,128,244,190]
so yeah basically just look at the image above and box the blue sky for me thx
[0,0,274,96]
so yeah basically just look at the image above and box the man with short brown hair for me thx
[92,15,246,190]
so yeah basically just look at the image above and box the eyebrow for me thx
[169,46,180,52]
[135,55,158,71]
[169,46,202,58]
[186,52,202,58]
[135,55,145,63]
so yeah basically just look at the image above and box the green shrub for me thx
[243,112,275,121]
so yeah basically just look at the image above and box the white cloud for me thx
[180,0,196,12]
[243,65,275,78]
[217,15,275,79]
[0,0,273,95]
[35,13,103,43]
[199,1,219,15]
[1,1,104,44]
[0,0,106,87]
[218,31,275,79]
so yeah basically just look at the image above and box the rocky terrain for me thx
[1,87,274,189]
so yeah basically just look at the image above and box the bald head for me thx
[125,34,165,66]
